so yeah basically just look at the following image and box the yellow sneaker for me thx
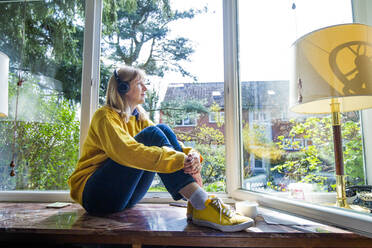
[191,196,254,232]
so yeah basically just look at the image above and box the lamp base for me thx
[335,175,350,208]
[332,175,370,212]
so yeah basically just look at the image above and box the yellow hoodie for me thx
[68,106,192,205]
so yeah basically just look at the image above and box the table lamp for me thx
[290,23,372,208]
[0,51,9,118]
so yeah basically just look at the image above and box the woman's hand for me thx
[183,152,203,187]
[183,152,202,175]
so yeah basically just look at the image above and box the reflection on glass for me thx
[0,0,84,190]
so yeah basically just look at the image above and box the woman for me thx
[68,65,253,232]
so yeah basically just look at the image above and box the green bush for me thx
[268,115,364,191]
[0,97,79,190]
[195,144,226,186]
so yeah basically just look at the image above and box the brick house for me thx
[160,82,225,134]
[160,80,293,138]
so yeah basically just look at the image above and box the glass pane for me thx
[238,0,368,210]
[209,112,224,123]
[209,112,217,123]
[0,0,84,190]
[100,0,225,192]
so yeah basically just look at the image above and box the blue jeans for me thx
[82,124,195,215]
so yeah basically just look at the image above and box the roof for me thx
[162,81,289,110]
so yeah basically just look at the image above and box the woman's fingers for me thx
[184,166,197,173]
[184,163,201,174]
[183,153,202,174]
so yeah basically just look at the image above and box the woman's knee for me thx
[142,124,172,137]
[156,124,182,151]
[136,126,161,140]
[156,123,169,131]
[156,124,175,135]
[143,125,160,133]
[135,126,170,147]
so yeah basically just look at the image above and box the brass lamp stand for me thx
[331,101,370,212]
[331,101,350,208]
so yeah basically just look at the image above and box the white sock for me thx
[188,187,209,210]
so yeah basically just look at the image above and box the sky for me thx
[164,0,224,83]
[160,0,352,84]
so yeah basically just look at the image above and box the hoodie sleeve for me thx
[93,115,185,173]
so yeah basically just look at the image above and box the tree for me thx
[0,0,85,103]
[99,0,205,101]
[102,0,201,75]
[0,0,203,103]
[142,88,160,122]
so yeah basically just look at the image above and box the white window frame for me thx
[355,0,372,188]
[80,0,103,151]
[1,0,372,238]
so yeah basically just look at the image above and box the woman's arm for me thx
[93,115,185,173]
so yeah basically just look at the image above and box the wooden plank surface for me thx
[0,203,371,247]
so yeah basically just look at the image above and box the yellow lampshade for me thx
[290,23,372,114]
[0,51,9,117]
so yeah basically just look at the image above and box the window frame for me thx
[80,0,103,152]
[1,0,372,238]
[355,0,372,187]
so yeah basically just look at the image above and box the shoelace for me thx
[209,197,234,223]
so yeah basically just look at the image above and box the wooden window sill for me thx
[0,202,371,248]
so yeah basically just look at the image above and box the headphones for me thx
[114,69,130,94]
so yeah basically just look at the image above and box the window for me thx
[0,0,84,190]
[229,0,372,236]
[1,0,371,238]
[239,0,355,196]
[175,116,197,126]
[209,111,224,123]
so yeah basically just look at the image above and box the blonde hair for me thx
[105,65,148,123]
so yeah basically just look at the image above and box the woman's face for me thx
[125,76,147,106]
